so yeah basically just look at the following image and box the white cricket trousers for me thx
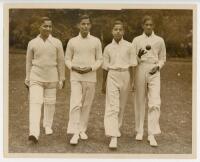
[134,62,161,135]
[67,81,96,134]
[29,81,57,139]
[104,70,130,137]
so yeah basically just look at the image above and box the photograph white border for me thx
[2,2,198,160]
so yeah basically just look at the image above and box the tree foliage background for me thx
[9,9,193,57]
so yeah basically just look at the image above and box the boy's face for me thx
[79,18,91,37]
[112,24,124,42]
[142,19,154,36]
[40,20,52,37]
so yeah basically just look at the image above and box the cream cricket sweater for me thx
[26,34,65,82]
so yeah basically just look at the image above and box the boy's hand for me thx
[137,48,147,59]
[72,66,92,74]
[24,80,29,90]
[80,67,92,74]
[149,66,160,75]
[58,81,65,89]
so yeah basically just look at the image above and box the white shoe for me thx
[109,137,117,149]
[70,134,79,145]
[45,127,53,135]
[148,135,158,147]
[79,132,88,140]
[135,133,143,141]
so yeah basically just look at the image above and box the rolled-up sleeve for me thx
[129,43,138,67]
[65,40,73,70]
[102,46,110,71]
[131,38,139,65]
[57,40,65,81]
[25,42,34,81]
[91,39,103,71]
[158,38,166,69]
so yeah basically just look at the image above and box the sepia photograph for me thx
[3,3,197,158]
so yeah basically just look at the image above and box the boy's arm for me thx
[101,46,109,94]
[25,42,34,87]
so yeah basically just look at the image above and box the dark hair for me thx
[39,17,51,26]
[112,20,124,29]
[78,14,91,23]
[142,15,154,24]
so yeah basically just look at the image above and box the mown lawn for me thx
[8,54,192,155]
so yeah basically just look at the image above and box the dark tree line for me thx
[9,9,193,57]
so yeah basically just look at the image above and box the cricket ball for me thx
[146,45,151,50]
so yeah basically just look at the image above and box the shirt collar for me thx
[143,31,155,38]
[78,32,90,39]
[37,34,53,41]
[112,37,124,45]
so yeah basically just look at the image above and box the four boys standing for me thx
[25,14,166,148]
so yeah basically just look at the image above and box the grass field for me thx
[8,53,192,154]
